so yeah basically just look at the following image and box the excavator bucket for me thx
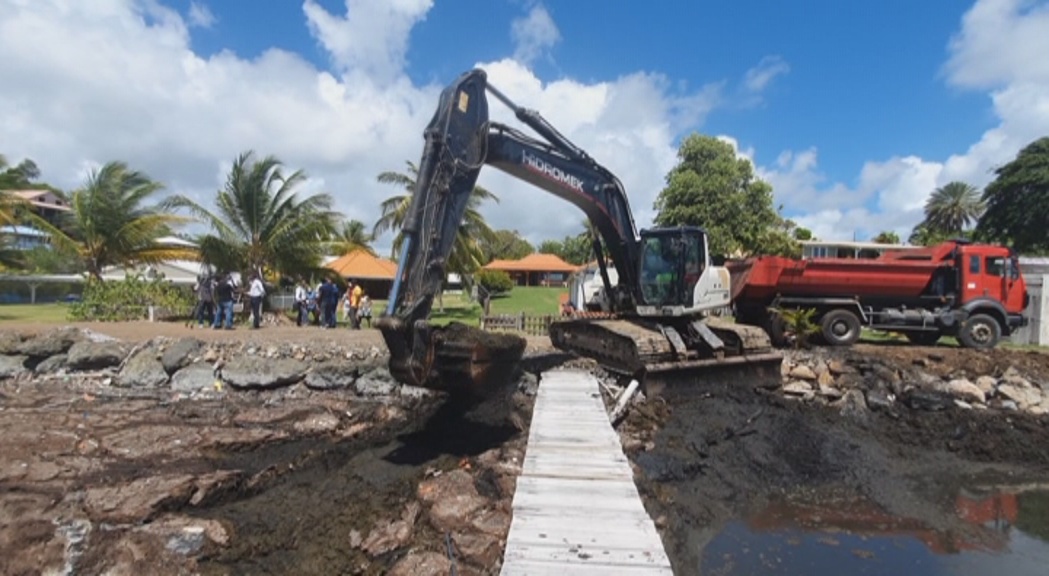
[377,317,527,401]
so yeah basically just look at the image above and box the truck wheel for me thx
[905,331,941,346]
[820,309,861,346]
[958,314,1001,349]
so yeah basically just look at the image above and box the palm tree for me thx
[872,230,900,244]
[165,151,338,280]
[374,160,498,274]
[64,162,191,279]
[924,181,984,234]
[325,218,376,256]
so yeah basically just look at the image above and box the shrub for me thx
[476,269,514,295]
[69,274,194,321]
[767,306,820,349]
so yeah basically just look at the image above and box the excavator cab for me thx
[638,227,706,309]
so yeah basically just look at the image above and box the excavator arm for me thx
[378,68,643,395]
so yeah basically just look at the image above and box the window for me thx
[985,256,1005,277]
[969,255,981,274]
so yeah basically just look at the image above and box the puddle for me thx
[700,488,1049,576]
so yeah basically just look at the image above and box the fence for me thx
[480,312,557,337]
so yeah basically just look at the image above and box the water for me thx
[699,488,1049,576]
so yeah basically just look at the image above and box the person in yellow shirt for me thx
[348,281,364,329]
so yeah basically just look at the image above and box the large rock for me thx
[997,384,1043,410]
[0,332,24,354]
[428,494,488,533]
[782,381,813,396]
[83,474,197,523]
[33,353,67,375]
[118,350,169,388]
[17,327,82,358]
[161,338,201,374]
[303,361,359,391]
[417,469,479,504]
[220,356,306,390]
[0,354,28,379]
[355,367,399,397]
[361,502,420,557]
[66,340,126,370]
[170,363,217,393]
[902,388,953,411]
[938,378,986,404]
[452,532,502,567]
[788,365,817,381]
[387,551,451,576]
[839,389,869,422]
[975,375,997,396]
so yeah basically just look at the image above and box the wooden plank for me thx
[500,369,672,574]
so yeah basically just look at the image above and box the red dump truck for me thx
[728,241,1029,349]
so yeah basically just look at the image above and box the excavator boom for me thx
[378,68,780,399]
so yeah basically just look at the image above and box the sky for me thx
[1,0,1048,253]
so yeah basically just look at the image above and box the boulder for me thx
[355,367,399,397]
[361,502,420,557]
[817,385,844,400]
[839,389,868,422]
[452,531,502,567]
[118,350,169,388]
[864,388,895,412]
[66,340,126,371]
[303,361,359,391]
[788,365,817,381]
[170,363,217,393]
[938,378,986,404]
[975,375,997,396]
[470,508,511,538]
[83,474,197,523]
[292,412,341,434]
[220,356,306,390]
[33,353,67,375]
[782,381,812,396]
[161,338,201,374]
[0,332,24,354]
[997,384,1043,411]
[417,469,479,505]
[0,354,28,379]
[902,388,953,411]
[18,327,82,358]
[428,494,488,533]
[816,370,835,388]
[387,551,451,576]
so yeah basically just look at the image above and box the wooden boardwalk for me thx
[500,370,674,575]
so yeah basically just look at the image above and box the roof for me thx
[326,249,397,280]
[0,225,49,237]
[10,189,70,212]
[484,253,578,273]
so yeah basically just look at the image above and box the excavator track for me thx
[548,316,782,393]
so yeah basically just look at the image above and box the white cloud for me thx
[0,0,723,256]
[511,4,560,66]
[302,0,432,85]
[759,0,1049,243]
[743,55,789,93]
[187,1,215,28]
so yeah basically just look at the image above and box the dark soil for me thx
[620,343,1049,574]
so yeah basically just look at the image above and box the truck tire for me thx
[820,309,861,346]
[958,314,1001,349]
[905,331,941,346]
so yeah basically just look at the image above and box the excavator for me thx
[376,68,781,399]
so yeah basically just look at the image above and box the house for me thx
[800,240,918,259]
[0,225,51,250]
[483,253,578,286]
[326,249,398,299]
[11,189,70,225]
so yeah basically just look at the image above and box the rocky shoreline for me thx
[2,326,1049,575]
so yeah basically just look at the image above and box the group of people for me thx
[190,271,267,330]
[292,277,372,329]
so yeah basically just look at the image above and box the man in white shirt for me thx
[294,279,308,326]
[247,272,266,329]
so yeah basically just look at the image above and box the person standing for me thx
[358,293,372,328]
[247,272,266,329]
[212,273,235,330]
[191,274,213,329]
[294,278,308,326]
[317,277,335,328]
[349,281,364,329]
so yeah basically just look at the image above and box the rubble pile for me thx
[775,346,1048,416]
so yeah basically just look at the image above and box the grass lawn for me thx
[0,303,71,323]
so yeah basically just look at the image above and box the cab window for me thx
[969,255,981,274]
[985,256,1005,277]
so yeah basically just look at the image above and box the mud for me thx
[618,343,1049,575]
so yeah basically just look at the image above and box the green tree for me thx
[653,134,781,256]
[480,229,534,262]
[924,181,984,235]
[325,219,375,256]
[374,160,498,274]
[165,151,337,279]
[65,161,192,280]
[537,239,563,256]
[978,137,1049,253]
[0,156,42,189]
[793,227,813,241]
[872,230,900,244]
